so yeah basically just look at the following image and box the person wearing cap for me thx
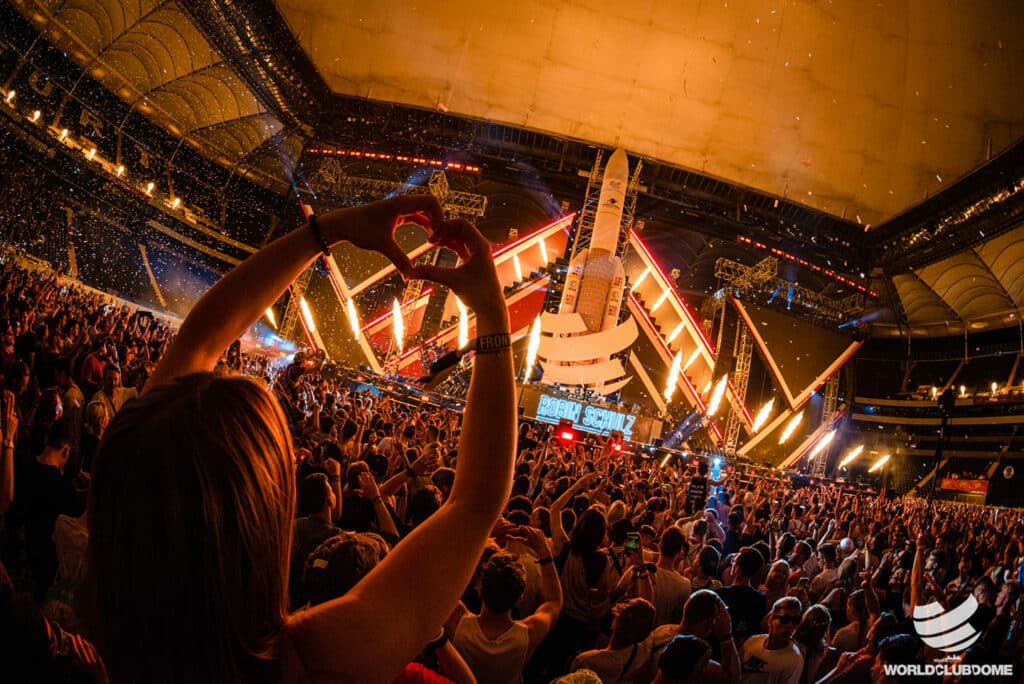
[739,596,804,684]
[652,635,714,683]
[569,598,657,683]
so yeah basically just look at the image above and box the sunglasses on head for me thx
[773,613,800,624]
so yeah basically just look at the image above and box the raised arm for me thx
[0,391,18,515]
[550,473,593,558]
[519,527,563,658]
[910,532,928,615]
[286,217,516,682]
[146,196,440,391]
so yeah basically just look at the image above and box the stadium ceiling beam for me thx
[907,270,962,323]
[970,247,1016,308]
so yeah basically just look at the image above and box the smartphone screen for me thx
[624,533,640,551]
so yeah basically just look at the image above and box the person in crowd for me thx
[686,460,724,515]
[717,547,769,645]
[829,589,870,652]
[689,544,724,592]
[652,635,714,684]
[545,482,615,672]
[867,634,920,684]
[17,419,85,601]
[84,195,518,682]
[89,364,137,419]
[301,532,477,684]
[815,612,901,684]
[646,589,741,683]
[448,526,562,684]
[614,526,691,626]
[792,604,839,684]
[739,596,804,684]
[289,473,342,609]
[570,598,657,683]
[53,358,84,457]
[77,401,108,475]
[760,560,792,613]
[809,544,839,601]
[0,390,18,516]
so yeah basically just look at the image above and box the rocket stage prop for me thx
[536,148,639,394]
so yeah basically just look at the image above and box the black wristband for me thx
[537,556,555,566]
[307,214,331,257]
[474,333,511,354]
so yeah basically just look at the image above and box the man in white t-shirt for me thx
[739,596,803,684]
[614,527,691,626]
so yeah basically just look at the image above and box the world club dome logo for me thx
[893,596,1014,677]
[912,595,980,652]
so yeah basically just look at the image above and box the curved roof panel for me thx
[13,0,291,185]
[277,0,1024,226]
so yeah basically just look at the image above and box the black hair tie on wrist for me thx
[307,214,331,257]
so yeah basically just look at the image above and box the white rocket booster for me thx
[559,147,629,333]
[538,148,638,395]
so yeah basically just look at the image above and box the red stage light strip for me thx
[622,290,712,436]
[359,215,573,333]
[737,236,878,297]
[350,213,572,304]
[306,147,481,172]
[628,230,717,356]
[627,231,735,439]
[394,276,551,366]
[493,213,576,259]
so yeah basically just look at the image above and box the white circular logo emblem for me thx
[912,595,981,653]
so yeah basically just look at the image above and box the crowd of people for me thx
[0,196,1023,683]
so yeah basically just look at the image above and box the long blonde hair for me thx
[85,373,295,682]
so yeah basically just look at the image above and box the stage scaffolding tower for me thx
[724,324,753,454]
[811,372,841,477]
[280,265,315,344]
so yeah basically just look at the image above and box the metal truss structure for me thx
[280,264,315,341]
[811,372,841,477]
[723,324,753,453]
[567,150,644,265]
[311,158,487,219]
[714,256,864,324]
